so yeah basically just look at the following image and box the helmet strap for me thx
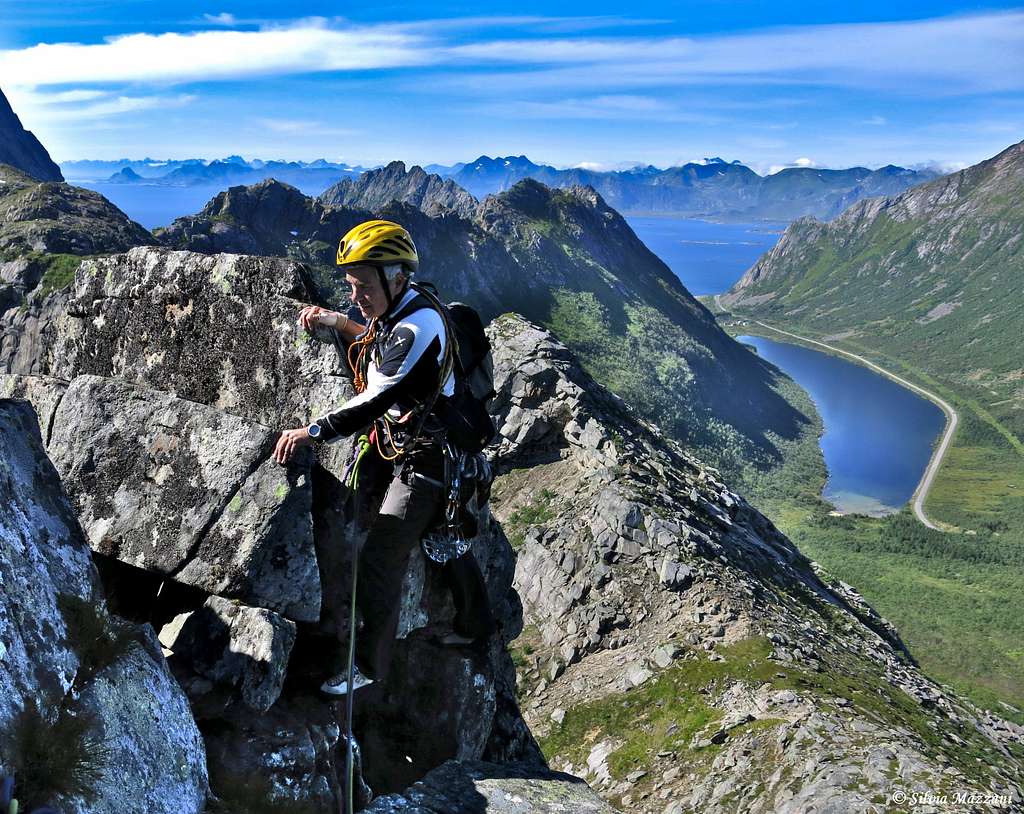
[377,266,394,313]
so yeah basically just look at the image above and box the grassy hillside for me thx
[707,314,1024,720]
[709,143,1024,717]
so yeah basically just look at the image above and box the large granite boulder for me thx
[364,760,619,813]
[46,374,319,621]
[160,595,297,713]
[0,398,208,812]
[69,625,209,814]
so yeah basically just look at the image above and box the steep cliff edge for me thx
[0,87,63,182]
[486,315,1024,812]
[720,139,1024,418]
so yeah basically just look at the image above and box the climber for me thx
[272,219,494,696]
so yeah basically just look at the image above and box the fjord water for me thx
[624,215,784,295]
[737,335,946,516]
[77,178,335,230]
[76,182,233,230]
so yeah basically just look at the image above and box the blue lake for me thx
[737,335,946,516]
[624,215,784,296]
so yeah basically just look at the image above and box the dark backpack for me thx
[398,282,497,453]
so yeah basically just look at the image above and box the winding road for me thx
[715,297,958,530]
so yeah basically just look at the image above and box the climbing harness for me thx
[420,442,491,564]
[333,284,480,813]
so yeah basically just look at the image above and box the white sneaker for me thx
[320,667,374,696]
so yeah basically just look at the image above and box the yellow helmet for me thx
[336,219,418,274]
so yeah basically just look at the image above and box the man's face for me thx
[345,265,404,320]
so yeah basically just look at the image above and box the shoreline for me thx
[721,303,958,531]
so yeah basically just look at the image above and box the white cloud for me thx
[568,160,647,171]
[0,20,437,88]
[250,117,358,137]
[7,87,197,124]
[863,115,887,126]
[3,10,1022,96]
[203,12,237,25]
[766,157,819,174]
[439,11,1024,96]
[34,89,110,104]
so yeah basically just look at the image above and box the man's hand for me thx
[273,427,314,465]
[298,306,341,332]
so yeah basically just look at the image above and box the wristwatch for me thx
[307,422,322,440]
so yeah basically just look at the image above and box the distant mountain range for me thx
[438,155,941,222]
[60,155,366,191]
[59,152,943,223]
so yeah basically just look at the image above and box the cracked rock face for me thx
[160,595,297,713]
[486,314,1023,814]
[0,399,208,813]
[46,374,319,621]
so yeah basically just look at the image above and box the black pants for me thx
[351,463,494,683]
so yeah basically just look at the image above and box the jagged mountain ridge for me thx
[320,160,478,219]
[0,87,62,182]
[722,138,1024,431]
[154,172,809,483]
[448,154,939,221]
[4,246,1021,811]
[486,314,1024,812]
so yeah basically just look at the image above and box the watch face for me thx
[308,423,321,438]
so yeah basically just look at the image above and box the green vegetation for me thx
[544,285,804,488]
[505,488,557,549]
[57,592,135,688]
[9,702,110,810]
[37,253,84,295]
[770,503,1024,722]
[540,636,1011,796]
[721,295,1024,721]
[716,147,1024,721]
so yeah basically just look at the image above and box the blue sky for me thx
[2,1,1022,173]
